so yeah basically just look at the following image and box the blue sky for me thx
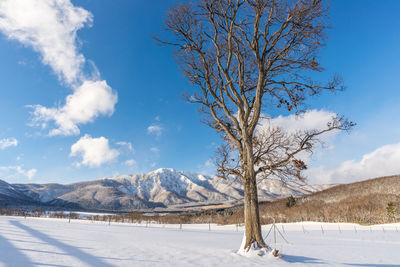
[0,0,400,185]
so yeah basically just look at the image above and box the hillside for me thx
[225,175,400,225]
[1,168,327,211]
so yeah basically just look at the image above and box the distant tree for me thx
[159,0,353,253]
[33,208,45,217]
[286,195,296,208]
[128,211,143,223]
[386,202,396,221]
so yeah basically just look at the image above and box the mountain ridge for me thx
[1,168,329,211]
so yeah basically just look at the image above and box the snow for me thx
[0,180,18,197]
[236,232,277,258]
[0,216,399,266]
[3,169,331,211]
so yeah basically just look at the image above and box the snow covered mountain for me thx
[0,179,42,207]
[2,168,329,211]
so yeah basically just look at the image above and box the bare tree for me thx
[158,0,353,253]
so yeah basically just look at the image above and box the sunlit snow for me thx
[0,216,399,266]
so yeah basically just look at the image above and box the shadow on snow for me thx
[281,254,325,264]
[0,232,35,267]
[9,219,114,267]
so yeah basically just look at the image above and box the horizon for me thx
[1,0,400,185]
[1,167,397,187]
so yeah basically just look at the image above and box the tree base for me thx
[237,233,279,258]
[237,245,280,258]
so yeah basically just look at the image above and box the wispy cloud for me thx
[197,159,215,175]
[306,142,400,184]
[124,159,136,167]
[116,141,134,153]
[147,124,163,137]
[150,147,160,153]
[204,159,213,167]
[70,134,119,167]
[0,0,117,136]
[0,165,37,180]
[0,137,18,150]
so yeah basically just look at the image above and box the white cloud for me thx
[147,124,163,137]
[0,0,91,84]
[257,109,340,164]
[30,80,117,136]
[261,109,338,136]
[256,110,400,185]
[124,159,136,167]
[306,142,400,184]
[70,134,119,167]
[0,0,118,136]
[0,165,37,180]
[0,137,18,150]
[116,141,134,152]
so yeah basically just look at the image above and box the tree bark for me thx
[243,171,268,251]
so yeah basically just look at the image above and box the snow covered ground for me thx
[0,216,399,266]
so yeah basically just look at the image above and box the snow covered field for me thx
[0,216,399,266]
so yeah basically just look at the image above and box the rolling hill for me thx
[224,174,400,225]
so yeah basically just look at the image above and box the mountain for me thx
[2,168,329,212]
[0,179,42,208]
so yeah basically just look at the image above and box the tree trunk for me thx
[243,173,268,251]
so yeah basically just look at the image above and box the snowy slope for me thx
[0,179,20,198]
[1,216,399,266]
[9,168,329,211]
[0,179,39,207]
